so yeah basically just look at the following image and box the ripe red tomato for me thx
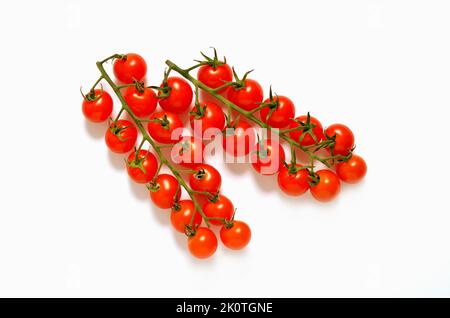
[277,165,310,196]
[113,53,147,84]
[170,200,202,233]
[159,77,193,113]
[203,195,234,226]
[336,154,367,184]
[310,170,341,202]
[189,101,225,137]
[82,89,113,123]
[227,79,263,111]
[197,63,232,93]
[188,227,217,259]
[149,174,181,209]
[171,136,205,168]
[105,119,137,154]
[289,115,325,146]
[251,139,286,175]
[147,111,183,144]
[220,221,251,250]
[123,86,157,118]
[126,150,158,184]
[189,164,222,194]
[325,124,354,156]
[260,95,295,128]
[222,119,256,157]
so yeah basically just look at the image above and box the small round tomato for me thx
[149,174,181,209]
[289,115,325,146]
[147,111,183,144]
[325,124,355,156]
[336,154,367,184]
[222,119,256,157]
[188,227,217,259]
[105,119,137,154]
[171,200,202,233]
[123,86,157,118]
[189,101,225,137]
[227,79,263,111]
[113,53,147,84]
[189,164,222,194]
[82,89,113,123]
[277,165,310,196]
[310,170,341,202]
[197,63,232,93]
[203,195,234,226]
[251,139,286,175]
[159,77,193,113]
[260,95,295,128]
[220,220,251,250]
[126,150,158,184]
[171,136,205,168]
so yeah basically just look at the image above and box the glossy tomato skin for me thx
[159,77,193,113]
[203,195,234,226]
[277,165,310,196]
[336,154,367,184]
[325,124,354,156]
[251,139,286,175]
[82,89,113,123]
[123,86,157,118]
[105,119,137,154]
[149,174,181,209]
[113,53,147,84]
[260,95,295,128]
[126,150,158,184]
[227,79,264,111]
[289,115,325,146]
[171,136,205,168]
[222,119,256,157]
[220,221,251,250]
[310,170,341,202]
[171,200,202,233]
[147,111,183,144]
[189,164,222,194]
[189,102,225,137]
[197,64,233,93]
[188,227,217,259]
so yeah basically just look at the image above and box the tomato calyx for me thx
[127,148,149,174]
[193,168,207,180]
[308,170,320,187]
[222,209,236,229]
[80,85,104,102]
[230,67,254,90]
[146,180,160,192]
[108,120,132,142]
[184,224,199,237]
[194,47,227,69]
[258,86,280,122]
[190,87,207,119]
[149,114,171,130]
[291,112,319,145]
[254,135,269,159]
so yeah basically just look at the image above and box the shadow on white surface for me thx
[108,151,125,171]
[149,203,170,227]
[84,120,106,140]
[128,179,148,201]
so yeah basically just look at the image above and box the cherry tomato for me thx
[159,77,193,113]
[188,227,217,259]
[310,170,341,202]
[227,79,263,111]
[105,119,137,154]
[277,165,310,196]
[149,174,181,209]
[220,221,251,250]
[82,89,113,123]
[325,124,354,156]
[336,154,367,184]
[113,53,147,84]
[289,115,325,146]
[171,136,205,168]
[251,139,286,175]
[147,111,183,144]
[123,86,157,118]
[222,119,256,157]
[170,200,202,233]
[260,95,295,128]
[189,101,225,137]
[197,63,232,93]
[126,150,158,184]
[203,195,234,226]
[189,164,222,194]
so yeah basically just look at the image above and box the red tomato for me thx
[170,200,202,233]
[159,77,193,113]
[260,95,295,128]
[105,119,137,154]
[277,165,310,196]
[189,164,222,194]
[126,150,158,184]
[113,53,147,84]
[251,139,286,175]
[82,89,113,123]
[149,174,181,209]
[289,115,325,146]
[188,227,217,259]
[220,221,251,250]
[325,124,355,156]
[123,86,157,118]
[310,170,341,202]
[171,136,205,168]
[197,63,232,93]
[222,119,256,157]
[203,195,234,226]
[189,101,225,137]
[147,111,183,144]
[336,154,367,184]
[227,79,263,111]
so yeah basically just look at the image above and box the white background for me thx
[0,0,449,297]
